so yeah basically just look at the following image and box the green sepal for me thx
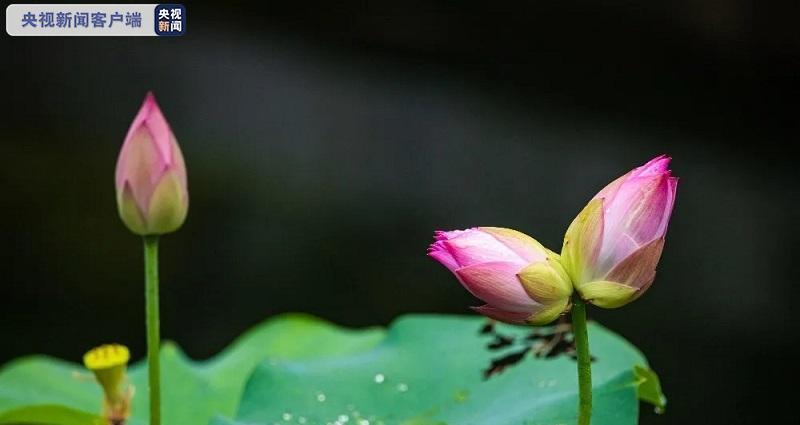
[525,296,571,325]
[117,183,147,235]
[146,170,188,235]
[517,260,572,302]
[576,280,637,308]
[561,198,604,284]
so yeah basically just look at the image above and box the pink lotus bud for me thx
[429,227,572,325]
[561,155,678,308]
[115,92,188,235]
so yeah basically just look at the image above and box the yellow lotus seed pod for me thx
[83,344,132,422]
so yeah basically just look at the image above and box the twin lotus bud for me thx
[115,92,188,236]
[83,344,132,422]
[430,155,678,324]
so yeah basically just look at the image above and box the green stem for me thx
[572,296,592,425]
[143,236,161,425]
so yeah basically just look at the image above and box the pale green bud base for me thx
[577,281,638,309]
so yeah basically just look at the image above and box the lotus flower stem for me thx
[143,235,161,425]
[572,296,592,425]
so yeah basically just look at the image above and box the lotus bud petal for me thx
[115,92,188,235]
[429,227,572,325]
[562,155,678,308]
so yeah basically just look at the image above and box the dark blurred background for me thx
[2,1,798,423]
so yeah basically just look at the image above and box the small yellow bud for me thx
[83,344,132,422]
